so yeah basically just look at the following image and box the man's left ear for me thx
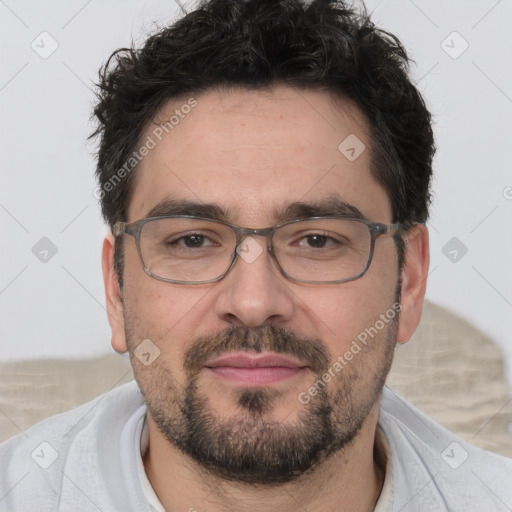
[397,224,429,344]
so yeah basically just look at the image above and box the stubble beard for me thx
[128,316,398,485]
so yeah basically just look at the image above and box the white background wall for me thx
[1,0,511,389]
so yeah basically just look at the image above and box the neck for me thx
[143,402,385,512]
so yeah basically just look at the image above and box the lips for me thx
[205,352,307,386]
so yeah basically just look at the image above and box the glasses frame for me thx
[113,215,403,285]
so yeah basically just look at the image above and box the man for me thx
[1,0,511,510]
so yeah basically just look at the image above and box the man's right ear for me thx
[102,232,128,353]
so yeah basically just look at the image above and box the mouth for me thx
[204,352,308,387]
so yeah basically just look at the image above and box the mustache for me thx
[184,325,331,376]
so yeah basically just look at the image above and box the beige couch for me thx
[1,301,512,457]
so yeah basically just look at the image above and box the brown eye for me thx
[175,234,210,248]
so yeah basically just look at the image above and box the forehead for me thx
[128,85,392,224]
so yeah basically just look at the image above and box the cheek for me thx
[121,246,225,376]
[123,245,204,327]
[297,253,399,356]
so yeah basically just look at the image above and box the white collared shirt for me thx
[1,381,511,511]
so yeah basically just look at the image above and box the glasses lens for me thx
[273,218,372,282]
[139,218,236,282]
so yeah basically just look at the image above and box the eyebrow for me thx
[143,195,366,225]
[144,198,234,221]
[274,196,365,222]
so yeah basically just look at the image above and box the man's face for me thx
[104,86,422,484]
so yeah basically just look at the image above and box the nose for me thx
[213,236,295,328]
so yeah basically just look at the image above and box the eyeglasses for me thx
[113,215,402,285]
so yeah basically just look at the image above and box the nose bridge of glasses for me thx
[238,226,274,237]
[233,226,275,246]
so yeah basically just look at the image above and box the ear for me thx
[397,224,429,344]
[102,232,128,353]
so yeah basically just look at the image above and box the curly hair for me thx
[90,0,435,280]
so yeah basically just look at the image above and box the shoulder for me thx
[0,380,146,512]
[379,386,512,511]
